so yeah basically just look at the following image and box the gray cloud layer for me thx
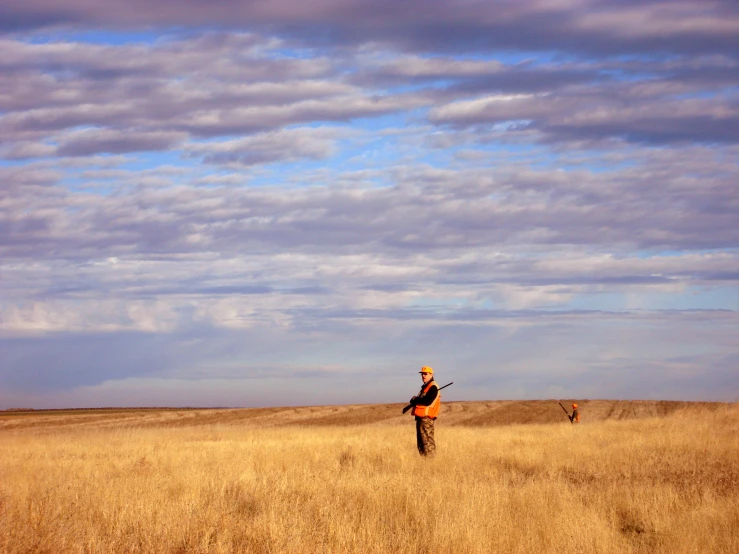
[3,1,739,58]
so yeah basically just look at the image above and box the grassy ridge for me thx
[0,404,737,553]
[1,399,731,432]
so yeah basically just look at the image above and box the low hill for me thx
[0,399,731,432]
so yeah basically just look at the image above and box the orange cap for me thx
[419,366,434,374]
[572,403,578,409]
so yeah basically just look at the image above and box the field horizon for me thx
[1,398,732,432]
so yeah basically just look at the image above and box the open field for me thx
[1,401,737,553]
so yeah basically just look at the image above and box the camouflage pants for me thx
[415,416,436,457]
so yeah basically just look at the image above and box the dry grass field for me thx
[1,401,737,553]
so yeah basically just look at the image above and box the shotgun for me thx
[559,402,574,423]
[402,382,454,414]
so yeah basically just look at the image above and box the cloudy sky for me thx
[1,0,738,408]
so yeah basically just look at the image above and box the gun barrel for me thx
[559,402,574,423]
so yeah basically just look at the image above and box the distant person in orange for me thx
[407,366,441,457]
[571,403,580,423]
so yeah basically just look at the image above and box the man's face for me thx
[421,371,433,383]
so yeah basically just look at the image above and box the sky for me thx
[1,0,738,409]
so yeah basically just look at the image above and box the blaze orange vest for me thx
[413,381,441,418]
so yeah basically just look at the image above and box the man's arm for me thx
[414,384,438,406]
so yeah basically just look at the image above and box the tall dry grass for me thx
[0,405,737,553]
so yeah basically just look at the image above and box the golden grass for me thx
[1,404,737,553]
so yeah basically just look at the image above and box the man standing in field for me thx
[571,403,580,423]
[408,366,441,457]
